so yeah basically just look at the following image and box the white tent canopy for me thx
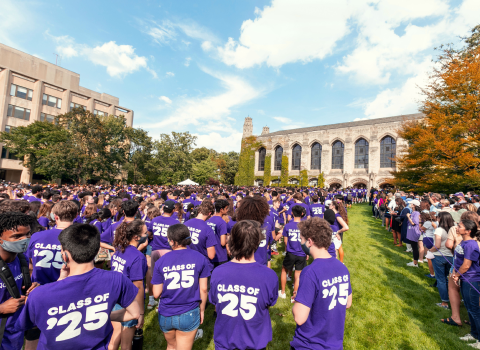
[177,178,199,186]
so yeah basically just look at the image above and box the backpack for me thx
[0,253,32,343]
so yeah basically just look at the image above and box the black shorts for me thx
[25,327,41,341]
[282,252,307,271]
[346,199,352,204]
[213,261,228,268]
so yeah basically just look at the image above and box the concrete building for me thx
[246,113,423,189]
[0,43,134,183]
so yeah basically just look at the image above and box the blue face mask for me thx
[301,241,310,255]
[50,212,56,221]
[0,238,30,253]
[138,235,148,245]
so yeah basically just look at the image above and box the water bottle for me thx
[132,329,143,350]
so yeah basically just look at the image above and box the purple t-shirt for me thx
[454,239,480,282]
[291,258,352,350]
[151,249,210,317]
[185,218,216,270]
[148,216,180,251]
[283,221,306,257]
[226,219,235,234]
[38,216,50,229]
[254,222,274,266]
[111,245,147,282]
[90,219,103,234]
[209,262,278,350]
[207,216,228,263]
[310,203,325,218]
[101,218,112,233]
[287,203,311,220]
[0,257,25,350]
[14,268,138,350]
[27,228,63,285]
[100,218,124,244]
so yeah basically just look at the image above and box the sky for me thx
[1,0,478,153]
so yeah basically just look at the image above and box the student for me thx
[109,220,148,350]
[279,205,307,302]
[184,201,216,271]
[15,224,140,349]
[152,224,210,350]
[309,195,325,219]
[287,193,311,222]
[101,200,139,247]
[452,220,480,344]
[147,200,180,309]
[0,212,39,350]
[27,201,77,285]
[37,202,53,229]
[209,220,278,350]
[291,217,352,350]
[207,199,229,268]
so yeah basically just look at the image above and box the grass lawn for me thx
[142,203,474,349]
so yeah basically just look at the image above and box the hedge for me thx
[280,155,289,186]
[236,136,263,186]
[263,155,272,186]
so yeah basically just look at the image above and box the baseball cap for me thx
[410,199,420,207]
[325,200,332,206]
[164,200,176,211]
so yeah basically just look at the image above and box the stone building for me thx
[0,43,134,183]
[245,113,423,189]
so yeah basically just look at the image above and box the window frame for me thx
[311,142,322,170]
[10,84,33,101]
[258,147,266,171]
[354,138,369,169]
[380,136,396,168]
[291,144,302,170]
[274,146,283,171]
[331,140,344,170]
[42,94,62,109]
[7,104,30,121]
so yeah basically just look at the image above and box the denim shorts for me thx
[159,307,200,333]
[113,304,138,328]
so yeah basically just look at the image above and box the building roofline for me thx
[259,113,424,137]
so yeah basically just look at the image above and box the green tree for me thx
[218,151,239,185]
[191,147,218,163]
[192,157,217,185]
[149,132,197,184]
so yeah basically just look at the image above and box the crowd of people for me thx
[0,182,360,350]
[371,189,480,348]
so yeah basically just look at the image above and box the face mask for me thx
[138,235,148,245]
[50,212,56,221]
[301,241,310,255]
[0,238,30,253]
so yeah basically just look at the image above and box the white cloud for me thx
[184,57,192,67]
[146,20,219,47]
[166,71,175,77]
[0,0,30,49]
[194,131,243,153]
[216,0,356,68]
[148,25,176,45]
[48,34,155,78]
[159,96,172,104]
[257,109,265,115]
[201,41,213,51]
[273,116,291,123]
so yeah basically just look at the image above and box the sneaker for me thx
[405,249,413,253]
[436,303,449,309]
[194,329,204,341]
[271,251,279,255]
[282,251,286,256]
[278,290,286,299]
[418,260,424,263]
[286,275,292,282]
[425,274,436,278]
[460,333,477,342]
[406,262,418,267]
[469,341,480,348]
[147,299,158,309]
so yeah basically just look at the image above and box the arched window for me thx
[354,138,369,168]
[258,147,266,171]
[311,142,322,170]
[274,146,283,171]
[331,141,344,170]
[292,144,302,170]
[380,136,396,168]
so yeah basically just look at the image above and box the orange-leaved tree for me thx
[393,26,480,193]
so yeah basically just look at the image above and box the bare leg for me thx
[393,230,397,245]
[418,241,424,262]
[281,267,287,294]
[427,259,435,276]
[164,330,177,350]
[108,322,122,350]
[338,245,344,263]
[24,340,38,350]
[146,255,152,296]
[441,275,462,325]
[120,327,136,350]
[293,270,301,295]
[175,328,198,350]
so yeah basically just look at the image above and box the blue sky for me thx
[1,0,478,152]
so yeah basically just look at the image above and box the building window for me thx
[42,94,62,109]
[1,148,19,160]
[354,138,369,169]
[331,141,344,170]
[380,136,396,168]
[7,105,30,120]
[70,102,86,111]
[274,146,283,171]
[292,144,302,170]
[40,113,55,123]
[311,142,322,170]
[94,110,107,116]
[10,84,33,101]
[258,147,266,171]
